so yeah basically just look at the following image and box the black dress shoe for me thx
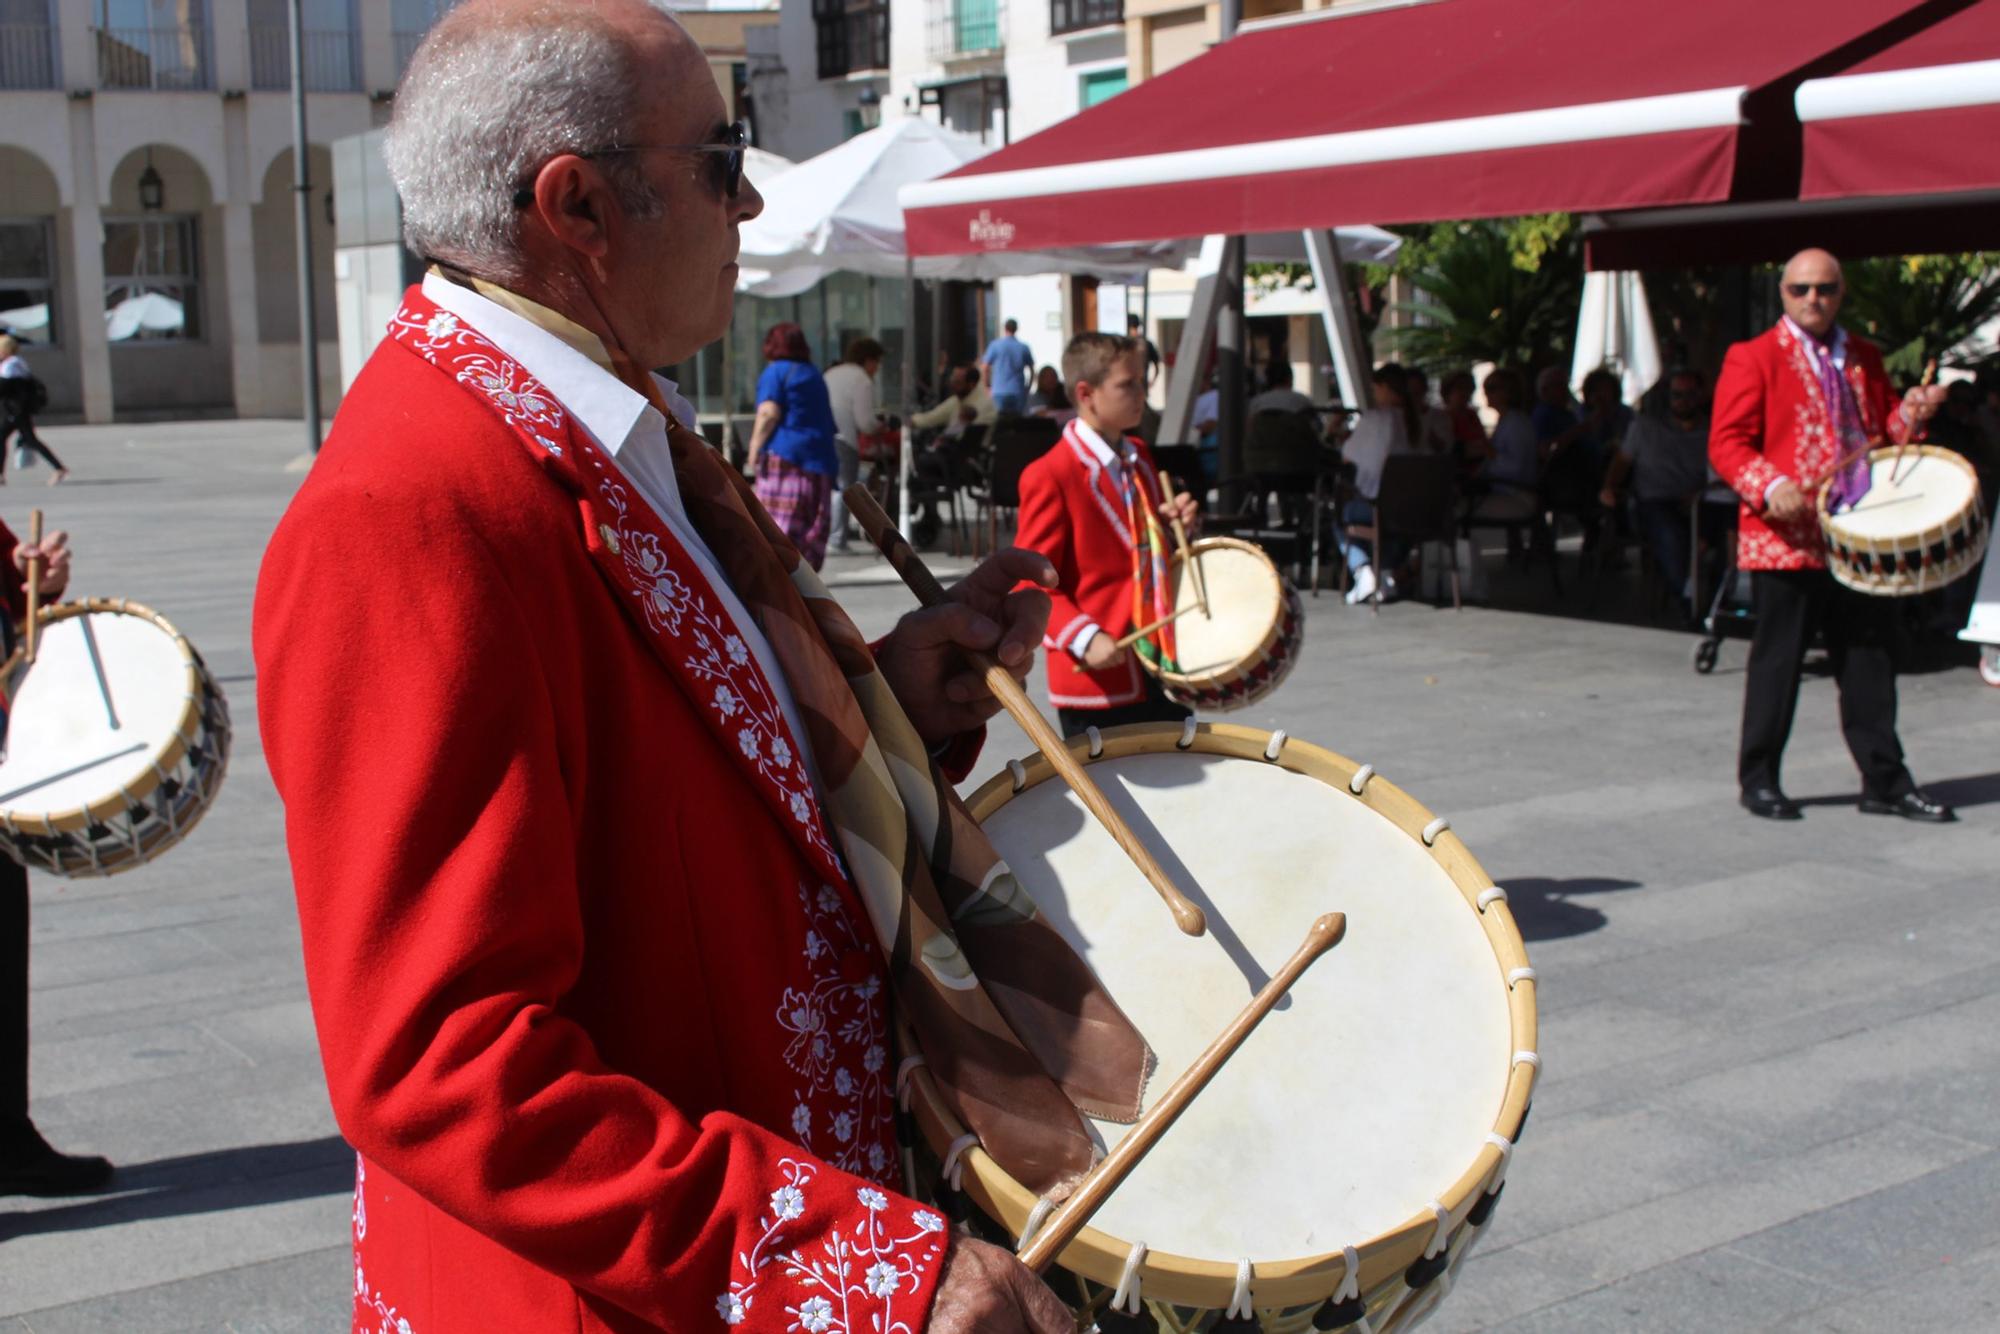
[0,1121,115,1197]
[1858,790,1957,823]
[1741,786,1803,820]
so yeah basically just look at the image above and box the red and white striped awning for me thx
[902,0,1945,258]
[1797,0,2000,201]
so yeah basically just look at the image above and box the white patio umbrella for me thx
[1571,270,1663,407]
[105,291,186,342]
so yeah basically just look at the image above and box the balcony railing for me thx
[929,0,1005,60]
[96,25,211,90]
[249,27,359,91]
[0,23,56,89]
[813,0,889,79]
[1050,0,1122,35]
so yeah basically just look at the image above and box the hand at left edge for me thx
[875,547,1056,748]
[12,528,70,599]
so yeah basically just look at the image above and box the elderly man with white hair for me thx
[253,2,1124,1330]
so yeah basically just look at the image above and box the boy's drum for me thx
[1149,538,1303,713]
[0,600,231,876]
[902,722,1536,1332]
[1818,446,1988,597]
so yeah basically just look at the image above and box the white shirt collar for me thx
[420,272,696,455]
[1070,418,1131,470]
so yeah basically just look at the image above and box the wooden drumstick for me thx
[843,484,1206,937]
[1160,472,1208,617]
[1018,911,1348,1272]
[23,508,43,665]
[1113,601,1201,650]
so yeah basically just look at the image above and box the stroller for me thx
[1692,490,1751,674]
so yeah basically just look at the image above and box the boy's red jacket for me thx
[1014,420,1165,709]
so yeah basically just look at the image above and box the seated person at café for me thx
[908,364,997,545]
[1248,361,1316,419]
[1443,369,1491,482]
[1598,368,1718,618]
[1335,363,1419,604]
[1467,368,1540,522]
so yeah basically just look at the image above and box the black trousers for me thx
[1,857,25,1129]
[1,407,64,474]
[1739,569,1912,799]
[1058,679,1191,740]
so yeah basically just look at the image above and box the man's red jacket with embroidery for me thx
[254,310,952,1333]
[1709,320,1911,572]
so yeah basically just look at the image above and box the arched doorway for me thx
[0,145,75,415]
[253,144,339,417]
[102,144,233,417]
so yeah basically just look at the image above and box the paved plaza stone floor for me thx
[1,420,1996,1332]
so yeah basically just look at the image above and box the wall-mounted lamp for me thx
[324,189,335,226]
[221,87,246,101]
[138,149,165,212]
[857,84,882,130]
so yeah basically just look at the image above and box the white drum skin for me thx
[1819,446,1988,597]
[1152,539,1303,713]
[0,601,230,876]
[901,724,1536,1326]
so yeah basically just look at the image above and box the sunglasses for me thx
[1784,281,1841,298]
[512,120,748,208]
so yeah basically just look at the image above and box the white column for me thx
[64,97,112,423]
[221,96,262,416]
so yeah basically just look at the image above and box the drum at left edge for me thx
[0,599,231,876]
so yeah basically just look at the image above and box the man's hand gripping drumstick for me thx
[1019,912,1348,1272]
[845,484,1207,937]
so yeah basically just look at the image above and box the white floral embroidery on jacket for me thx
[352,1154,416,1334]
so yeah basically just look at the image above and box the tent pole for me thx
[1160,234,1225,447]
[1303,229,1368,416]
[899,255,916,541]
[1216,235,1246,512]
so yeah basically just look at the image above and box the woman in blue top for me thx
[744,323,841,569]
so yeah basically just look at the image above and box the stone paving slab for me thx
[4,420,1998,1330]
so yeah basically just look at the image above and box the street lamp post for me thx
[289,0,324,456]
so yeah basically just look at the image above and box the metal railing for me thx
[1050,0,1121,35]
[813,0,889,79]
[96,25,211,90]
[249,27,359,91]
[929,0,1005,60]
[0,23,55,89]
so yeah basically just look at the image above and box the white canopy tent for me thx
[736,117,1404,536]
[1570,270,1663,407]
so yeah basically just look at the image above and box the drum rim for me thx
[0,598,214,835]
[1817,447,1988,598]
[1151,538,1290,693]
[901,721,1538,1310]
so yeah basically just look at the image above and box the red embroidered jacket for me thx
[255,295,952,1333]
[0,518,23,625]
[1014,422,1166,709]
[1709,320,1911,572]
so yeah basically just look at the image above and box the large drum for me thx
[902,722,1536,1333]
[0,600,231,876]
[1149,538,1303,713]
[1818,445,1988,597]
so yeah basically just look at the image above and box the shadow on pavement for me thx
[0,1135,352,1240]
[1794,770,1999,811]
[1496,876,1644,942]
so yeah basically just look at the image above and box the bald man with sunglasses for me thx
[1709,248,1952,824]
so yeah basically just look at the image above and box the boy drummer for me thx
[1016,332,1201,737]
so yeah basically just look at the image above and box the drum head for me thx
[1,610,195,822]
[1824,451,1976,543]
[976,734,1515,1263]
[1169,540,1283,680]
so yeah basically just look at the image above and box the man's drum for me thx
[1149,539,1303,713]
[1818,445,1988,597]
[0,600,231,876]
[902,722,1536,1333]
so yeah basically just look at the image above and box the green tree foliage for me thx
[1372,216,1585,373]
[1839,254,2000,379]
